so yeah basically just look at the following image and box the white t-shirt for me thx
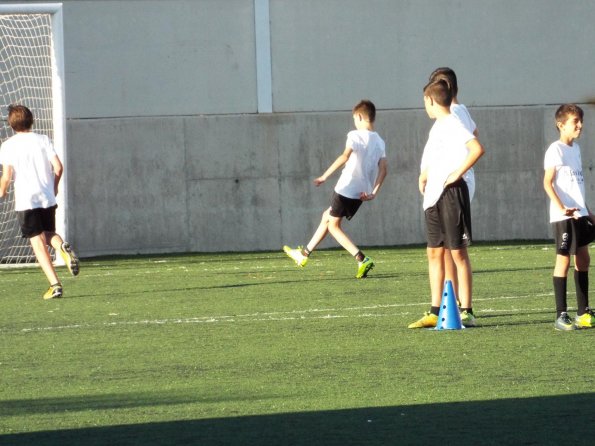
[451,103,477,201]
[0,132,58,211]
[334,129,386,199]
[420,115,476,210]
[544,140,588,223]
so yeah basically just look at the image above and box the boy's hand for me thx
[313,177,326,186]
[562,207,579,218]
[360,192,375,201]
[443,172,461,188]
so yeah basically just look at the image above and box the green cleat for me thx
[554,312,576,331]
[574,308,595,329]
[283,245,308,267]
[356,256,374,278]
[460,310,477,327]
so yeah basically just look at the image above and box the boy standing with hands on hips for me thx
[543,104,595,330]
[408,79,485,329]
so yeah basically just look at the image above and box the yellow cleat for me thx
[283,245,308,267]
[43,283,63,300]
[59,242,80,276]
[408,312,438,329]
[574,310,595,329]
[356,257,374,279]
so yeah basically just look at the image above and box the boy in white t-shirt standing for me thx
[543,104,595,330]
[0,105,79,299]
[283,100,388,278]
[408,79,485,329]
[428,68,479,305]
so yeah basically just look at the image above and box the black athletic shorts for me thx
[17,205,57,238]
[553,216,595,255]
[424,179,472,249]
[329,192,362,221]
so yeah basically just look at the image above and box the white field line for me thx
[3,292,554,334]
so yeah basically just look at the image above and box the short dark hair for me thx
[7,104,34,131]
[555,104,584,126]
[352,99,376,122]
[429,67,458,97]
[423,79,453,107]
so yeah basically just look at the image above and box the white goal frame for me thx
[0,3,68,263]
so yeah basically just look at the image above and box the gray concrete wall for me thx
[6,0,595,256]
[68,105,595,256]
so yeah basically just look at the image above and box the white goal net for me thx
[0,4,66,264]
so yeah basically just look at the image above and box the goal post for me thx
[0,3,67,264]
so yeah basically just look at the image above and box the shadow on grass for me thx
[2,393,594,446]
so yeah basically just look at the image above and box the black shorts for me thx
[424,179,472,249]
[329,192,362,221]
[553,216,595,255]
[17,205,57,238]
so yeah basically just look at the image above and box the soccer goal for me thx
[0,3,66,264]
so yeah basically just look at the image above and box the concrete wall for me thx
[68,104,595,256]
[7,0,595,256]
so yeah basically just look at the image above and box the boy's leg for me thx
[427,246,445,308]
[305,208,331,253]
[407,246,443,329]
[450,247,472,308]
[553,253,571,316]
[574,246,590,314]
[327,215,359,256]
[47,231,80,276]
[444,248,460,304]
[29,233,60,286]
[327,215,373,278]
[573,246,594,328]
[283,208,331,267]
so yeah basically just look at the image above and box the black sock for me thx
[302,247,311,257]
[574,270,589,316]
[553,276,567,318]
[430,306,440,316]
[461,308,473,314]
[355,251,365,262]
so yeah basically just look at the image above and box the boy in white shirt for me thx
[0,105,79,299]
[543,104,595,330]
[408,79,485,328]
[283,100,388,279]
[428,68,479,306]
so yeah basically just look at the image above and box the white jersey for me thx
[544,140,588,223]
[451,103,477,201]
[420,115,476,210]
[0,132,57,211]
[334,129,386,200]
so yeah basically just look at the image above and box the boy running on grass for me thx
[283,99,387,278]
[0,105,79,299]
[543,104,595,330]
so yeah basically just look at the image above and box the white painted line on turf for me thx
[3,292,555,334]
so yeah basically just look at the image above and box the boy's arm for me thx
[361,158,388,201]
[313,147,352,186]
[0,164,13,198]
[50,154,63,196]
[418,169,428,195]
[444,138,485,187]
[543,166,579,218]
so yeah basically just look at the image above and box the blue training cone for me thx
[436,280,464,330]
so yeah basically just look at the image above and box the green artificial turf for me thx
[1,243,593,445]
